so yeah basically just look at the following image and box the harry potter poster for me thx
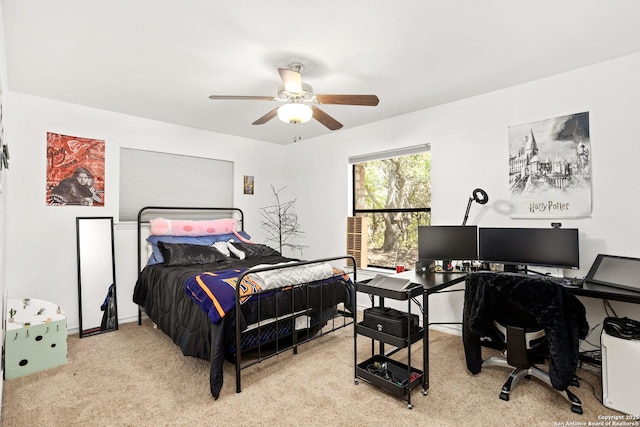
[46,132,105,206]
[508,112,591,218]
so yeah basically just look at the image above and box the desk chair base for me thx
[483,357,583,415]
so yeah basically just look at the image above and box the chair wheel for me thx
[407,403,413,410]
[499,392,509,401]
[571,405,583,415]
[354,379,359,385]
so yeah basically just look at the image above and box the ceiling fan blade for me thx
[209,95,276,101]
[312,107,343,130]
[252,107,279,125]
[278,68,302,94]
[315,94,379,106]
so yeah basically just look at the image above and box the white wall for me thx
[286,53,640,339]
[4,92,287,331]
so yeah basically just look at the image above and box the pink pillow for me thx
[150,218,237,237]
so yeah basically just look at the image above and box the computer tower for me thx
[601,329,640,415]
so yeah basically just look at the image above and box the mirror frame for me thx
[76,216,118,338]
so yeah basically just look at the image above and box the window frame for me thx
[350,146,431,270]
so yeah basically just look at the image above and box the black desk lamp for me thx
[437,189,489,272]
[462,188,489,226]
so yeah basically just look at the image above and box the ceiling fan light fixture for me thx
[209,62,378,131]
[277,103,312,124]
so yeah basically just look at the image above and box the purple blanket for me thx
[184,268,263,324]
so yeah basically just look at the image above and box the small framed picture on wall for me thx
[244,175,254,195]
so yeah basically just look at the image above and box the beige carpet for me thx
[1,319,617,427]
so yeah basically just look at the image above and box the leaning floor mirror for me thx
[76,216,118,338]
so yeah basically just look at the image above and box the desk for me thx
[571,281,640,304]
[388,271,640,388]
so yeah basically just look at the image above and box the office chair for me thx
[482,298,583,414]
[463,272,588,415]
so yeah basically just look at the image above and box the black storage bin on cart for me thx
[362,306,420,338]
[355,279,426,409]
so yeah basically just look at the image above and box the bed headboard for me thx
[136,206,245,274]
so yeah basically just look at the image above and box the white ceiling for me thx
[3,1,640,145]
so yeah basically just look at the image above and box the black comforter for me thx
[133,255,354,397]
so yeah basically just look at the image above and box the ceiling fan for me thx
[208,62,379,131]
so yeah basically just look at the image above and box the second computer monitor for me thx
[417,225,478,263]
[478,227,579,270]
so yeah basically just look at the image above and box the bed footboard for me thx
[215,255,356,396]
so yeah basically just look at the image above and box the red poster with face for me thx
[46,132,105,206]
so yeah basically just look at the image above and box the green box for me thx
[5,299,67,379]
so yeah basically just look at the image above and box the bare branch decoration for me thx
[260,185,307,257]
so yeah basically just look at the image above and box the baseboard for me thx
[430,323,462,336]
[67,314,143,337]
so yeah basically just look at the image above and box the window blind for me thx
[119,148,233,221]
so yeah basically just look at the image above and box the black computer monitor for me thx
[417,225,478,265]
[478,227,579,270]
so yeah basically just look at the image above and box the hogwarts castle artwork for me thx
[508,112,591,219]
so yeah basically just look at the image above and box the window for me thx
[351,146,431,269]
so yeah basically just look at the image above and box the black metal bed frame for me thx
[230,256,356,393]
[135,206,356,395]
